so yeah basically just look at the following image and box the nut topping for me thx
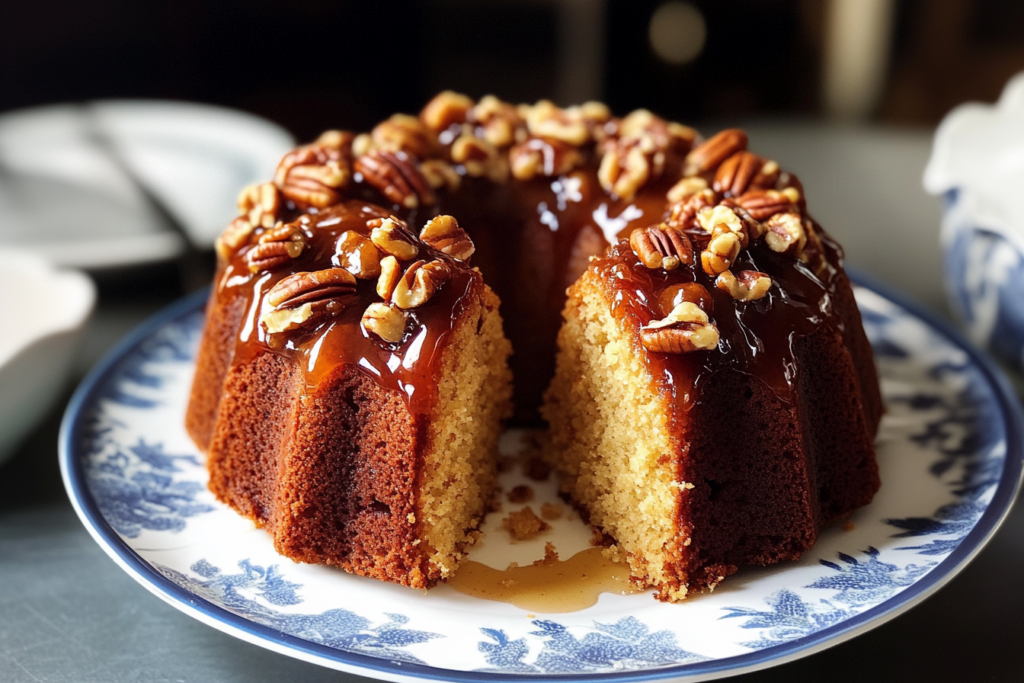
[730,189,795,221]
[238,182,282,230]
[764,212,807,256]
[451,134,507,181]
[369,217,419,260]
[684,129,748,176]
[509,137,583,180]
[471,95,524,148]
[641,302,720,353]
[355,150,435,209]
[371,114,438,160]
[659,282,713,315]
[524,100,590,146]
[629,223,693,270]
[246,223,307,273]
[716,270,772,301]
[420,215,475,261]
[713,151,767,196]
[700,225,742,276]
[597,142,649,201]
[751,159,780,189]
[391,259,452,309]
[667,188,717,230]
[420,91,474,132]
[377,255,402,300]
[666,176,709,204]
[260,268,357,334]
[334,231,381,279]
[419,159,462,192]
[361,302,409,343]
[274,131,353,208]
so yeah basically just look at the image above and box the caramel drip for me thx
[447,548,640,613]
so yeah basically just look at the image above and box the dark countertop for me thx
[3,125,1022,682]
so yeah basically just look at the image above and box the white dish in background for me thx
[0,250,95,464]
[0,100,295,269]
[60,277,1023,681]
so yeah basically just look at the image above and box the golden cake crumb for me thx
[540,503,564,520]
[533,542,559,566]
[502,507,551,540]
[842,520,856,531]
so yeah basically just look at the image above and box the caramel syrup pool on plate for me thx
[447,547,640,613]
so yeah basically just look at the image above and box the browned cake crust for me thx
[187,92,881,592]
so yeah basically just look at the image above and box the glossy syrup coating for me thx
[218,200,481,415]
[212,95,842,422]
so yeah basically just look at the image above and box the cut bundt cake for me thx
[541,151,882,601]
[187,92,881,594]
[187,203,512,588]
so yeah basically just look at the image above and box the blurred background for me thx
[6,2,1024,682]
[5,0,1023,133]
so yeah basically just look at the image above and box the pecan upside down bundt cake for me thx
[186,92,882,598]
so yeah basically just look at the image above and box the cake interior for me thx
[418,286,512,577]
[542,272,685,599]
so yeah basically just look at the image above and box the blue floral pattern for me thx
[68,286,1018,676]
[477,617,706,673]
[156,559,441,664]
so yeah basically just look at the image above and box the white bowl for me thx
[0,250,95,464]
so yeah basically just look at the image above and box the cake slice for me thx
[187,205,512,587]
[542,209,880,601]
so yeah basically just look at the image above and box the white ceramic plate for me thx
[0,100,294,269]
[60,275,1024,682]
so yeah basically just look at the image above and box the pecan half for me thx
[730,189,796,221]
[238,182,282,230]
[629,223,693,270]
[471,95,524,148]
[419,159,462,193]
[451,134,508,181]
[716,270,772,301]
[666,176,709,204]
[525,100,591,146]
[667,188,717,230]
[420,91,474,132]
[369,217,419,260]
[420,215,475,261]
[751,159,780,189]
[659,282,713,315]
[371,114,438,160]
[361,302,409,343]
[377,255,402,300]
[641,301,720,353]
[260,268,357,334]
[764,212,807,256]
[598,142,649,201]
[701,225,742,276]
[684,129,748,176]
[696,205,751,246]
[355,150,435,209]
[713,151,768,196]
[391,259,452,309]
[274,131,353,208]
[246,223,307,273]
[509,137,583,180]
[334,230,381,279]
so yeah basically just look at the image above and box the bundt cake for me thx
[186,92,881,596]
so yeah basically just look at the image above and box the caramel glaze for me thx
[216,137,836,428]
[217,200,482,416]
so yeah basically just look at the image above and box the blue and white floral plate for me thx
[60,275,1024,682]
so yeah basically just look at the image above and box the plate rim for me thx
[59,270,1024,683]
